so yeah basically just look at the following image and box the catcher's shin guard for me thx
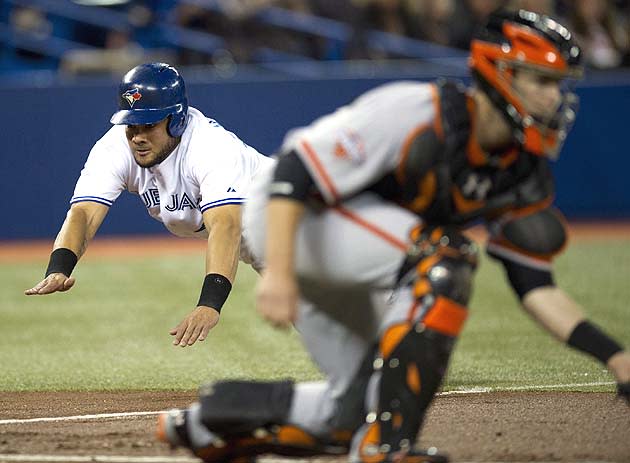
[157,380,350,462]
[355,227,477,463]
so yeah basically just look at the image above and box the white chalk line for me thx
[0,411,164,425]
[0,457,615,463]
[0,381,616,426]
[438,380,616,395]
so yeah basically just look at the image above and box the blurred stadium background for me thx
[1,6,629,458]
[1,0,630,240]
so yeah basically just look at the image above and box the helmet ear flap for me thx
[167,113,185,138]
[166,101,188,137]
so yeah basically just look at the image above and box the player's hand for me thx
[169,306,220,347]
[24,273,76,295]
[255,270,299,329]
[608,351,630,405]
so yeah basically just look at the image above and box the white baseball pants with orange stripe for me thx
[243,168,449,457]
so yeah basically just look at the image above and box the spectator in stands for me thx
[413,0,455,46]
[568,0,630,68]
[508,0,556,15]
[60,27,148,75]
[447,0,507,49]
[8,6,52,64]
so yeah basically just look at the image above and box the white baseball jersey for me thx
[281,81,438,204]
[71,107,274,239]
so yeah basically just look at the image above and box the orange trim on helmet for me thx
[469,21,577,158]
[503,23,569,72]
[422,296,468,337]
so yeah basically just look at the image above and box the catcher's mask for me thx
[470,9,583,159]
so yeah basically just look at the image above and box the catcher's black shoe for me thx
[157,409,256,463]
[358,447,449,463]
[618,382,630,405]
[157,409,348,463]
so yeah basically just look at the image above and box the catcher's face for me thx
[512,69,562,122]
[502,65,579,158]
[125,118,179,168]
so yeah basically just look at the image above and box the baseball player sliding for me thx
[25,62,273,347]
[156,10,630,463]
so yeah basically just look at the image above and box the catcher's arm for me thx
[25,201,108,295]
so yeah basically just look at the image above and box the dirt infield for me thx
[1,391,629,462]
[2,225,629,462]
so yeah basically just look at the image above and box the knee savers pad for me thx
[400,227,478,306]
[199,380,294,435]
[198,380,350,458]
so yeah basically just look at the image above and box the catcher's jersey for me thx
[283,80,564,271]
[282,81,437,204]
[71,107,273,238]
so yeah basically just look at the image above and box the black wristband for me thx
[45,248,78,277]
[197,273,232,312]
[567,320,623,364]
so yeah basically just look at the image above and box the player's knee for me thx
[403,227,478,307]
[199,380,294,434]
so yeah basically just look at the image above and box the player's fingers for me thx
[59,277,76,292]
[24,279,50,295]
[187,325,203,346]
[199,323,212,342]
[172,321,187,345]
[36,278,65,295]
[178,324,195,347]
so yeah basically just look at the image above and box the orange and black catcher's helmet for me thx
[470,9,583,158]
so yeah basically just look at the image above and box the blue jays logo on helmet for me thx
[110,63,189,138]
[122,88,143,108]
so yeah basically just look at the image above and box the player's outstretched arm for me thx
[523,286,630,404]
[24,202,109,295]
[170,204,242,347]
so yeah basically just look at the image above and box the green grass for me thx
[1,239,628,392]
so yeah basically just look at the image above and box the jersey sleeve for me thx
[191,130,253,213]
[486,204,568,271]
[284,82,439,205]
[70,133,128,207]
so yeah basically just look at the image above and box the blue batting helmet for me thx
[110,62,189,137]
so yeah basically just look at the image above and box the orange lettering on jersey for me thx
[334,141,348,159]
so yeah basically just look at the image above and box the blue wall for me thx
[1,75,629,240]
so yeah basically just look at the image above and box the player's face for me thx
[125,118,180,168]
[512,69,562,123]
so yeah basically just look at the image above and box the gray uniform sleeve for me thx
[282,82,440,204]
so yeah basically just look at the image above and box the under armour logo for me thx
[461,173,492,201]
[227,187,236,192]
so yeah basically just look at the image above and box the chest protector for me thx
[400,80,555,226]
